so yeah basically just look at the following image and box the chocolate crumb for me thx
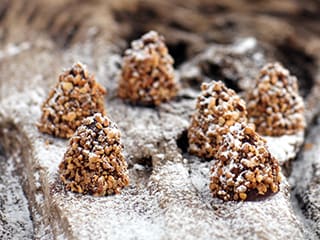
[118,31,178,106]
[59,113,129,196]
[37,62,106,138]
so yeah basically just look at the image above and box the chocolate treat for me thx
[37,62,106,138]
[118,31,178,106]
[59,113,129,196]
[246,62,305,136]
[188,81,247,159]
[210,122,281,201]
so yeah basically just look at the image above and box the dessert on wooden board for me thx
[1,1,319,237]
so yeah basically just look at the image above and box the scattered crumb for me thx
[44,139,53,146]
[303,143,313,151]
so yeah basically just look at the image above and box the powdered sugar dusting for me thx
[0,39,310,239]
[265,132,304,165]
[0,42,31,60]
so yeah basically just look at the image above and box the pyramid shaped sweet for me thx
[210,122,281,201]
[246,62,305,136]
[118,31,178,106]
[59,113,129,196]
[37,62,106,138]
[188,81,247,159]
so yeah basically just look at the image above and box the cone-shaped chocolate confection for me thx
[59,113,129,196]
[188,81,247,159]
[37,62,106,138]
[118,30,178,106]
[210,122,281,201]
[246,62,305,136]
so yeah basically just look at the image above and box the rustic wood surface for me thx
[0,0,320,239]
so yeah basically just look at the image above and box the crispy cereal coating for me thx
[188,81,247,159]
[246,62,305,136]
[209,122,281,201]
[59,113,129,196]
[37,62,106,138]
[118,31,178,106]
